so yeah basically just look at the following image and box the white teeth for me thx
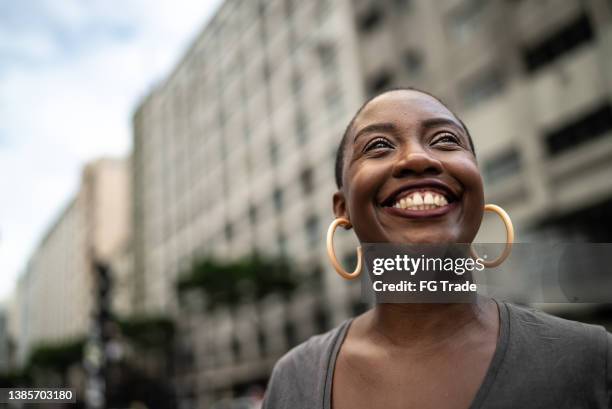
[390,190,450,210]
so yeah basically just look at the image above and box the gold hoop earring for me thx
[471,204,514,268]
[326,218,362,280]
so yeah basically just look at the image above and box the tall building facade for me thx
[132,0,365,318]
[132,0,612,404]
[9,158,131,365]
[350,0,612,242]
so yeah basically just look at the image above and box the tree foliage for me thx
[176,254,300,310]
[26,337,85,372]
[118,316,174,349]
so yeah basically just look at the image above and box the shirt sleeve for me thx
[262,353,298,409]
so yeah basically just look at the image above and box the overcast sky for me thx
[0,0,223,303]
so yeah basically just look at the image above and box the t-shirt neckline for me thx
[322,300,511,409]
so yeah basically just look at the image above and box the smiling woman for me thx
[262,88,612,409]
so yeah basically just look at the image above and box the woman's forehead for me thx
[354,90,456,130]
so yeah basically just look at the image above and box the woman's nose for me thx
[391,147,443,178]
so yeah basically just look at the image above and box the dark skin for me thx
[331,90,500,409]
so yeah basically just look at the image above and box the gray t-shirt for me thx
[263,301,612,408]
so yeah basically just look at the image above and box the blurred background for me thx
[2,0,612,407]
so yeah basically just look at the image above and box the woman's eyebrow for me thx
[353,122,398,143]
[420,117,464,132]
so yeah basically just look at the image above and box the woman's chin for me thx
[386,231,460,245]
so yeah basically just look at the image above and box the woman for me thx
[262,88,612,408]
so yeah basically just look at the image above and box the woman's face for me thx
[334,90,484,244]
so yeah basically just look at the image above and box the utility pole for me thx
[85,260,113,409]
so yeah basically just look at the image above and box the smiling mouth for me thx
[380,184,459,217]
[390,190,449,210]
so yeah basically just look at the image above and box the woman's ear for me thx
[333,191,348,220]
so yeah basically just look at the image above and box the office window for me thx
[273,187,283,212]
[284,320,298,347]
[295,110,309,145]
[277,231,287,256]
[545,103,612,156]
[357,5,384,34]
[231,335,241,362]
[256,326,267,355]
[393,0,412,10]
[224,222,233,241]
[217,106,226,129]
[403,49,424,75]
[459,68,505,108]
[448,0,488,42]
[258,15,268,47]
[243,124,251,143]
[305,214,320,248]
[315,0,331,24]
[262,59,271,84]
[248,204,258,225]
[257,0,267,17]
[245,151,253,175]
[222,169,229,198]
[325,84,343,120]
[317,43,338,77]
[287,22,298,56]
[269,138,279,165]
[300,167,314,195]
[291,70,303,96]
[284,0,296,18]
[522,13,594,73]
[366,69,394,96]
[483,148,522,183]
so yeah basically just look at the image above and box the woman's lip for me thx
[381,201,458,219]
[380,179,459,207]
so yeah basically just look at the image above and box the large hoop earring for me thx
[326,218,362,280]
[471,204,514,268]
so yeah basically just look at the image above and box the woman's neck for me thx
[361,297,497,349]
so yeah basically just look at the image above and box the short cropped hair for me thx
[334,87,476,189]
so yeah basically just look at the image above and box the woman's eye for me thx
[364,138,393,152]
[432,132,460,146]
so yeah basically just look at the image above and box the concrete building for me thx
[132,0,612,404]
[351,0,612,242]
[9,158,131,365]
[132,0,365,319]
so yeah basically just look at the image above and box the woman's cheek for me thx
[346,163,388,241]
[452,160,484,242]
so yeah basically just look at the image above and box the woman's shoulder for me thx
[271,318,351,376]
[493,302,612,406]
[503,301,611,372]
[262,319,351,408]
[504,301,609,341]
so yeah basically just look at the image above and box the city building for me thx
[131,0,612,405]
[351,0,612,242]
[9,158,131,365]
